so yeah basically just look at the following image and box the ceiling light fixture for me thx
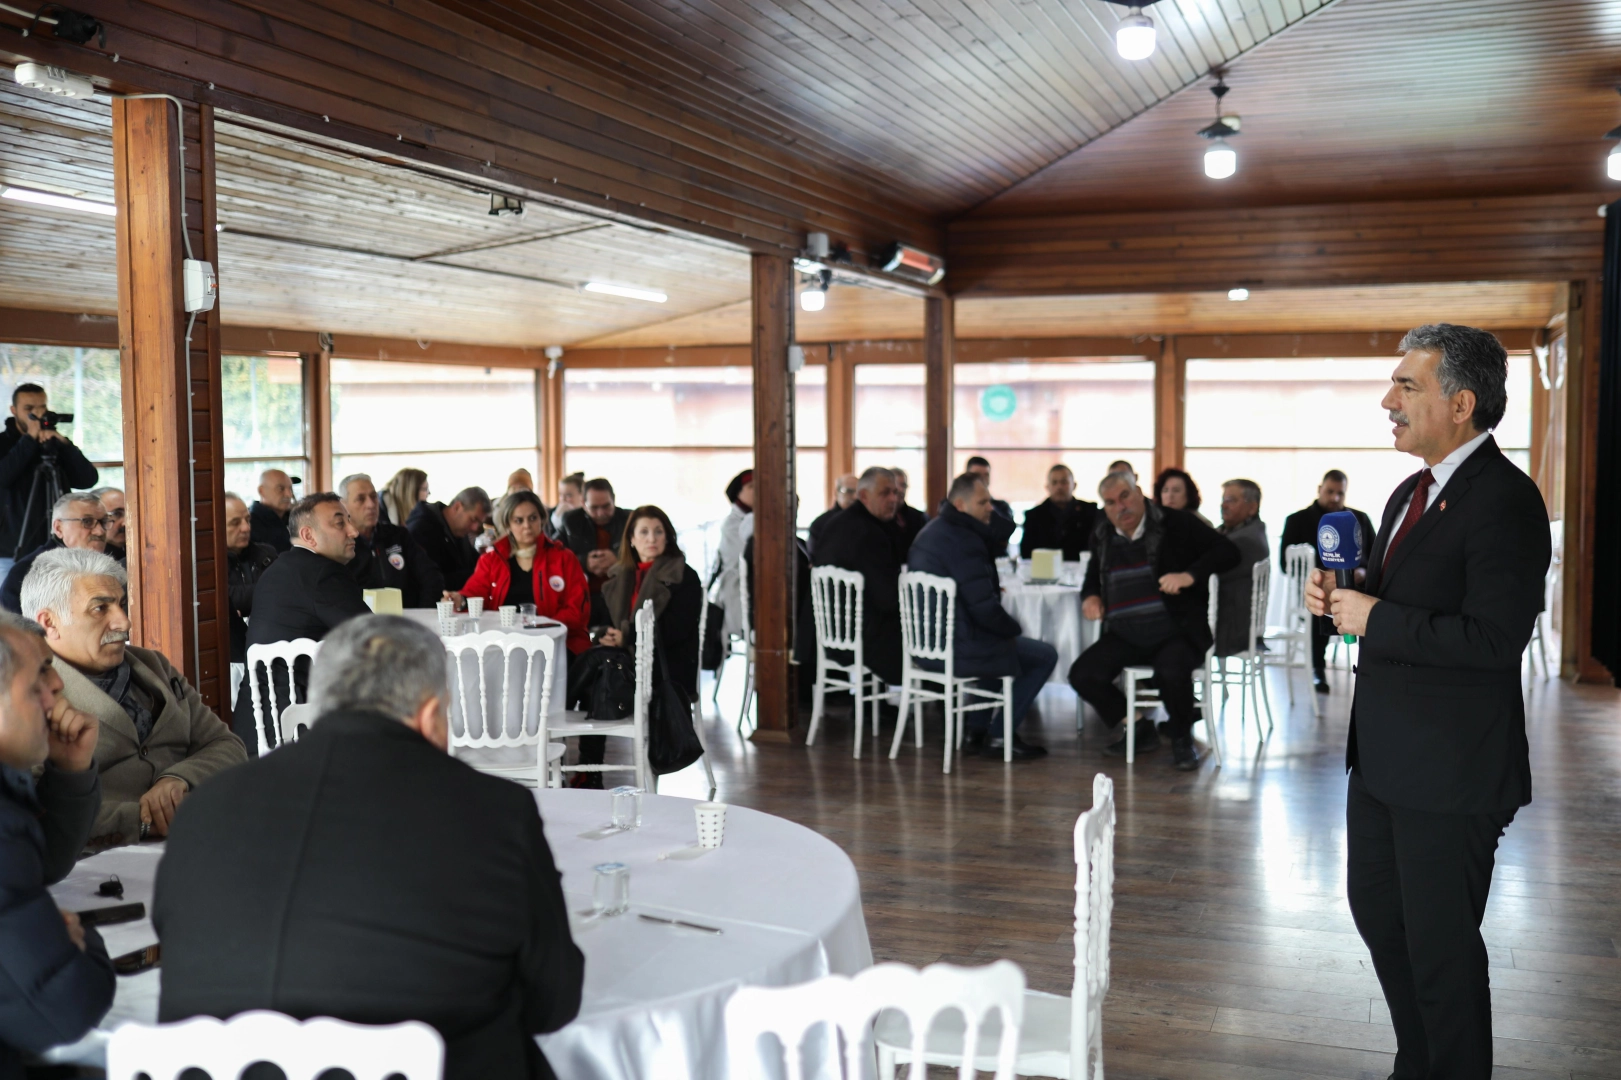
[488,192,524,216]
[0,186,116,216]
[1114,6,1156,60]
[1605,91,1621,180]
[800,267,832,313]
[582,281,667,303]
[1196,76,1241,180]
[1228,287,1250,301]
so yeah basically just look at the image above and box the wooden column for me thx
[303,346,333,492]
[1561,279,1608,682]
[1153,336,1185,481]
[825,343,854,504]
[750,253,796,741]
[541,359,566,499]
[113,96,229,707]
[923,295,955,512]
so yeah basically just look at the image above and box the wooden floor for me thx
[654,658,1621,1080]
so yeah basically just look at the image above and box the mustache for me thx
[1388,410,1409,425]
[100,629,130,646]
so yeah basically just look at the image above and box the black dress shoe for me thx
[1171,735,1200,771]
[1313,671,1330,694]
[962,729,989,756]
[985,735,1048,760]
[1104,718,1160,757]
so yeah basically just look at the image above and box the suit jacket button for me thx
[137,746,147,759]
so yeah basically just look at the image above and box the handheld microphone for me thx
[1316,510,1363,643]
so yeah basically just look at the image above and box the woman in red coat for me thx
[451,490,590,655]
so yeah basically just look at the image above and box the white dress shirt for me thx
[1391,429,1492,525]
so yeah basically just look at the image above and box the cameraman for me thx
[0,386,98,581]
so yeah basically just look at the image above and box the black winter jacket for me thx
[348,521,445,608]
[906,504,1025,678]
[0,419,98,559]
[226,541,278,663]
[0,537,60,614]
[407,501,481,592]
[1020,497,1099,561]
[810,501,906,684]
[249,501,291,553]
[1082,502,1240,651]
[0,763,113,1078]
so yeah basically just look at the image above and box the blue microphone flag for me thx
[1316,510,1362,571]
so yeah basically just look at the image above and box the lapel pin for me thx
[1439,500,1447,511]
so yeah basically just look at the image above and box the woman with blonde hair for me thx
[380,467,428,527]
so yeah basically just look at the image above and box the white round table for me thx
[44,791,871,1080]
[1000,557,1100,683]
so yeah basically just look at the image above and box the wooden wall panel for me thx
[950,195,1607,296]
[923,296,955,513]
[750,253,796,741]
[824,344,854,505]
[1153,338,1184,482]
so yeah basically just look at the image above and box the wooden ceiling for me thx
[974,0,1621,216]
[434,0,1330,217]
[583,280,1559,348]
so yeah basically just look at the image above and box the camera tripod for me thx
[12,440,62,559]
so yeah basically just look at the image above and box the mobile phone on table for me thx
[112,944,161,975]
[76,902,145,928]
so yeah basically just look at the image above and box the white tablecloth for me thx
[1000,557,1099,683]
[45,791,871,1080]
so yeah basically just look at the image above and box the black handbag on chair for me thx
[647,621,704,776]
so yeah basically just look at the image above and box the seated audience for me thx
[0,611,114,1070]
[1215,479,1270,657]
[223,492,277,664]
[455,490,589,655]
[807,472,858,558]
[250,468,298,552]
[23,549,246,847]
[248,493,370,647]
[0,383,99,579]
[550,471,585,537]
[575,505,702,785]
[381,466,429,528]
[1153,467,1211,525]
[1279,469,1376,694]
[1070,470,1239,771]
[909,474,1057,759]
[964,456,1014,522]
[152,615,584,1080]
[408,485,491,592]
[2,492,110,613]
[1020,464,1098,560]
[810,467,905,686]
[89,486,127,563]
[561,478,630,626]
[891,467,929,557]
[341,473,444,607]
[717,469,754,638]
[507,468,534,494]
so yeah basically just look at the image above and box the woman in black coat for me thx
[598,504,702,696]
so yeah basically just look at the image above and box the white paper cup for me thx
[436,600,455,618]
[499,605,519,627]
[694,802,728,848]
[466,597,485,618]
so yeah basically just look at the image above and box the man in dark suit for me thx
[406,486,490,593]
[1309,324,1549,1080]
[1070,468,1239,770]
[806,472,858,559]
[155,615,584,1080]
[811,466,906,686]
[341,473,444,607]
[249,468,297,553]
[239,493,371,754]
[890,467,929,558]
[1280,469,1376,692]
[559,478,630,626]
[1019,464,1098,560]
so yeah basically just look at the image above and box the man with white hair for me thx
[250,467,298,552]
[340,473,443,607]
[22,548,245,848]
[154,615,584,1080]
[1,491,110,614]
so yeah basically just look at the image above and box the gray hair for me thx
[224,490,246,507]
[947,472,984,505]
[337,473,373,500]
[19,547,125,624]
[87,486,122,502]
[857,466,895,493]
[1097,469,1138,498]
[1223,478,1262,506]
[1398,323,1508,432]
[450,485,492,515]
[51,491,103,519]
[308,615,449,723]
[0,611,46,689]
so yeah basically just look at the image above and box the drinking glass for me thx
[519,602,537,626]
[593,862,630,916]
[610,786,643,830]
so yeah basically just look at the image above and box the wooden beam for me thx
[1561,279,1608,683]
[923,296,955,512]
[303,347,333,492]
[1153,337,1184,483]
[825,343,854,505]
[113,96,213,694]
[749,253,796,741]
[541,360,565,500]
[561,346,754,369]
[950,194,1606,296]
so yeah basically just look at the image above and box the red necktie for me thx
[1382,469,1434,568]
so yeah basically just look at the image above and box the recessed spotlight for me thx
[583,281,667,303]
[1228,288,1250,302]
[0,186,116,216]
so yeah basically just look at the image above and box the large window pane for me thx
[854,364,924,451]
[796,365,827,448]
[224,458,309,503]
[0,343,122,473]
[222,354,307,500]
[797,448,826,529]
[333,361,536,455]
[565,448,752,544]
[565,367,752,449]
[332,450,539,507]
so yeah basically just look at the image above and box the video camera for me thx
[36,410,73,431]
